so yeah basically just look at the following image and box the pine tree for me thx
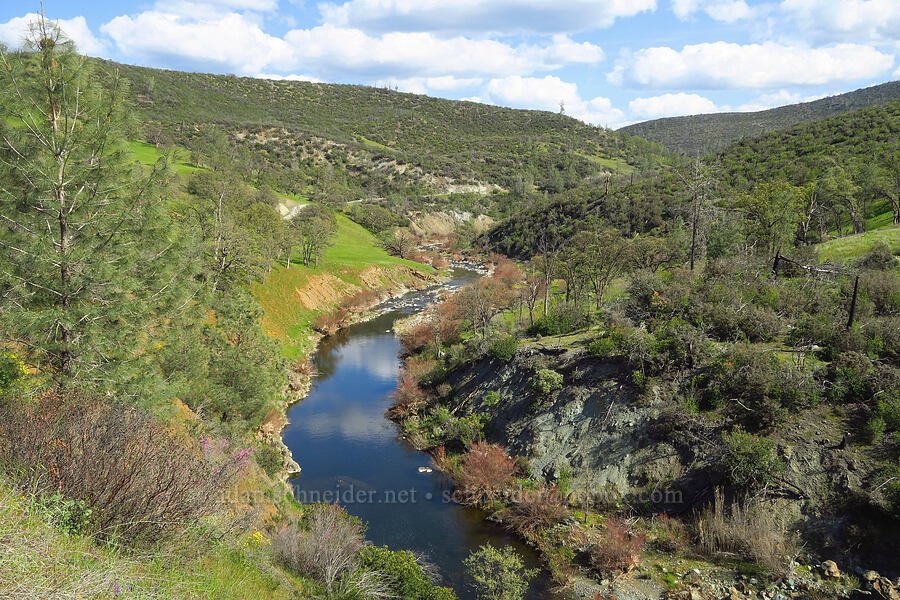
[0,19,184,392]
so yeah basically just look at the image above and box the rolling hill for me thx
[620,80,900,156]
[104,59,670,197]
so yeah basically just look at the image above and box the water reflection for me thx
[282,273,552,599]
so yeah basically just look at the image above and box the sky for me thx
[1,1,898,128]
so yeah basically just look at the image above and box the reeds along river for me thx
[281,269,553,599]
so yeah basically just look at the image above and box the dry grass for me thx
[696,489,800,576]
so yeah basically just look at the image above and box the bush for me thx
[499,486,569,539]
[696,489,798,576]
[651,318,713,372]
[720,427,784,491]
[483,391,501,407]
[273,504,367,593]
[457,442,517,505]
[0,392,248,546]
[529,304,592,336]
[589,517,645,575]
[36,493,93,537]
[530,368,563,397]
[463,544,537,600]
[649,513,690,553]
[360,546,457,600]
[388,370,429,419]
[488,335,518,363]
[255,443,283,477]
[0,353,26,396]
[699,345,821,430]
[444,414,485,446]
[864,317,900,365]
[856,242,898,271]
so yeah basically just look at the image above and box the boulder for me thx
[822,560,841,579]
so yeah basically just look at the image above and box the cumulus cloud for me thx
[376,76,483,94]
[779,0,900,45]
[670,0,753,22]
[609,41,895,89]
[628,92,718,118]
[0,13,107,56]
[283,26,604,79]
[101,10,295,74]
[319,0,656,35]
[735,89,830,111]
[479,75,626,127]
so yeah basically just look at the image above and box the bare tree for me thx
[676,159,717,270]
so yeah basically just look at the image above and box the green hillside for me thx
[620,80,900,156]
[104,60,671,199]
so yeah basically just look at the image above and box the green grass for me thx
[252,206,435,358]
[128,140,202,176]
[817,225,900,263]
[0,481,308,600]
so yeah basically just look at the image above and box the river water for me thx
[282,269,552,599]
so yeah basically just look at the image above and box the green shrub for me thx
[699,345,821,430]
[360,546,457,600]
[588,324,632,359]
[864,317,900,365]
[856,242,897,271]
[446,415,485,445]
[36,493,93,537]
[529,305,592,336]
[488,335,518,363]
[255,443,284,477]
[484,391,502,407]
[651,318,713,371]
[0,353,25,396]
[720,427,784,491]
[530,369,563,397]
[464,544,537,600]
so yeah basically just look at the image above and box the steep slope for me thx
[620,80,900,156]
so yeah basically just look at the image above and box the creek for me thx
[282,269,553,599]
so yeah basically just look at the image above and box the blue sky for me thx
[1,0,898,127]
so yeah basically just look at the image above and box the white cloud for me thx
[255,72,322,82]
[0,13,107,56]
[628,92,718,118]
[734,89,829,111]
[671,0,753,22]
[609,41,895,89]
[376,76,483,94]
[480,75,626,127]
[319,0,656,35]
[101,11,295,74]
[283,26,604,78]
[780,0,900,45]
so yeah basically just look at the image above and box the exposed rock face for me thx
[442,344,890,550]
[445,346,719,509]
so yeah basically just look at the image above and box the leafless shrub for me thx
[0,392,250,546]
[456,442,517,505]
[696,489,799,576]
[387,370,429,419]
[500,486,570,539]
[272,504,365,593]
[313,307,349,335]
[589,517,645,575]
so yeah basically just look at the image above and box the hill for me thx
[619,80,900,156]
[103,60,670,201]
